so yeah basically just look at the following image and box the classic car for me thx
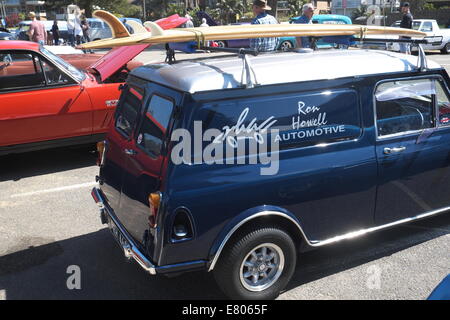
[390,19,450,54]
[0,31,15,40]
[290,14,352,49]
[16,20,70,44]
[0,40,147,155]
[88,17,143,41]
[92,46,450,299]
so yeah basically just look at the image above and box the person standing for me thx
[81,19,90,43]
[399,2,413,54]
[122,19,134,34]
[293,3,314,49]
[200,18,210,49]
[250,0,279,52]
[51,21,60,45]
[74,17,83,46]
[67,20,75,46]
[28,12,47,45]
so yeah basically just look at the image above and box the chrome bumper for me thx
[91,187,157,275]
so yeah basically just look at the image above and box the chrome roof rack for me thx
[354,37,432,71]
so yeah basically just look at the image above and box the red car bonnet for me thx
[88,44,149,82]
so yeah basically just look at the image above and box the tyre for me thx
[278,40,293,52]
[213,227,297,300]
[441,43,450,54]
[216,40,227,48]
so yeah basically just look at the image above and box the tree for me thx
[45,0,141,18]
[286,0,307,17]
[213,0,246,24]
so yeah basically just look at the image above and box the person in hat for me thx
[293,3,315,49]
[250,0,279,52]
[28,12,47,45]
[399,2,413,54]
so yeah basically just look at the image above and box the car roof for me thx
[130,50,443,94]
[0,40,39,51]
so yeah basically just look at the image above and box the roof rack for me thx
[354,37,431,71]
[165,45,260,88]
[202,46,260,88]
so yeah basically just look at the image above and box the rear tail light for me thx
[96,141,106,166]
[148,192,162,228]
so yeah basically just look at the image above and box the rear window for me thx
[193,89,361,153]
[135,94,174,158]
[115,87,143,138]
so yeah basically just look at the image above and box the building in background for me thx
[331,0,400,17]
[2,0,46,17]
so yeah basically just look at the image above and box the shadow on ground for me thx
[0,144,97,182]
[0,213,448,299]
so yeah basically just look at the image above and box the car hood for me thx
[88,44,149,82]
[86,14,189,81]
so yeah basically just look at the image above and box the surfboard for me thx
[81,10,189,49]
[151,14,189,31]
[126,20,147,34]
[79,10,427,50]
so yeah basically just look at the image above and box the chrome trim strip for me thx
[308,205,450,246]
[208,206,450,272]
[91,187,157,275]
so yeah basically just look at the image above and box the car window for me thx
[89,21,103,28]
[115,87,143,139]
[40,58,74,86]
[437,80,450,126]
[375,79,435,137]
[412,21,421,30]
[0,51,45,91]
[135,94,174,158]
[421,22,433,32]
[40,46,85,82]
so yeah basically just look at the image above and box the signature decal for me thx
[214,99,347,148]
[214,107,277,148]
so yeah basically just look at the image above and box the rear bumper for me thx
[91,187,207,275]
[91,187,157,274]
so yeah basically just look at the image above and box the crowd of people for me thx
[26,11,93,47]
[25,0,417,55]
[249,0,315,52]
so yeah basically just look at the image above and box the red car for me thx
[0,40,147,155]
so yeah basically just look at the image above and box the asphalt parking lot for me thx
[0,50,449,300]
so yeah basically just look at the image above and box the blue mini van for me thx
[92,49,450,299]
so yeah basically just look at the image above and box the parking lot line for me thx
[9,182,97,198]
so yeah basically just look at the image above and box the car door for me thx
[99,84,144,211]
[116,84,181,252]
[0,50,92,147]
[374,76,450,225]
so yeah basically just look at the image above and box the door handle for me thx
[124,149,138,156]
[384,146,406,155]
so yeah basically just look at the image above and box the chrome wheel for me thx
[239,243,285,292]
[279,41,292,52]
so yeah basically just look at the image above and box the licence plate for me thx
[107,216,131,250]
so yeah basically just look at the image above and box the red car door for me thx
[0,50,92,147]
